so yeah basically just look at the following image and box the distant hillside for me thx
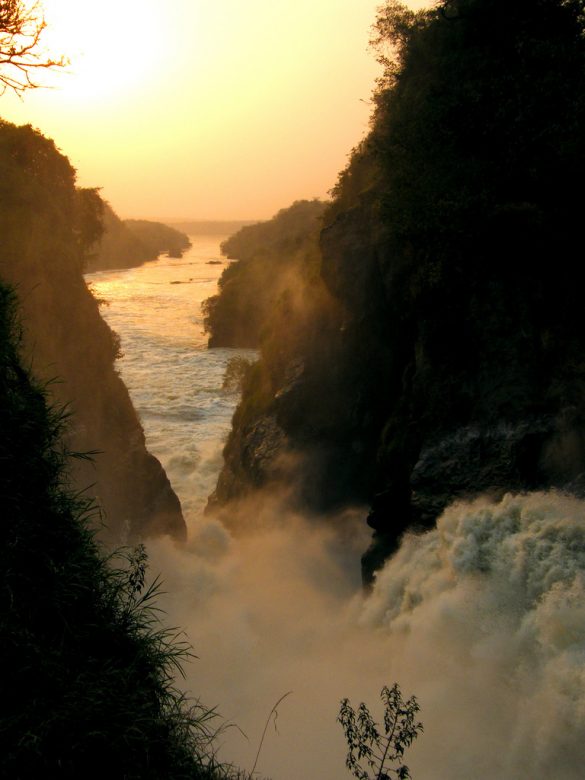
[169,219,257,236]
[125,219,191,259]
[85,206,191,272]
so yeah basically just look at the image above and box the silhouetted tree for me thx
[338,684,423,780]
[0,0,64,95]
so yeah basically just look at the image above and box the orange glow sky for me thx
[1,0,429,220]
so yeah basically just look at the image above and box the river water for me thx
[85,238,375,778]
[86,235,255,522]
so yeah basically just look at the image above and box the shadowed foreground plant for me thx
[247,691,292,779]
[338,683,423,780]
[0,281,245,779]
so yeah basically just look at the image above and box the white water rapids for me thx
[86,238,585,780]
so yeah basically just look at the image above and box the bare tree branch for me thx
[0,0,65,96]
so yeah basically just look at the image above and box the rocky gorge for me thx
[204,0,585,582]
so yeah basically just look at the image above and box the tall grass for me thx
[0,281,246,779]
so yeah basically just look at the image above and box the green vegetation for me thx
[338,684,423,780]
[0,280,242,779]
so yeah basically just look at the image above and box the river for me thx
[85,236,373,779]
[86,235,256,522]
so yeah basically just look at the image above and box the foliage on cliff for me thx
[84,206,191,272]
[212,0,585,577]
[204,200,351,511]
[0,119,185,542]
[342,0,585,551]
[202,199,328,348]
[0,281,242,779]
[125,218,191,259]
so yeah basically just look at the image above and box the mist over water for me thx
[364,493,585,779]
[87,239,585,779]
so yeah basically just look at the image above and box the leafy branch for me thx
[338,684,423,780]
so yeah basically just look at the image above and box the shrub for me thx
[338,684,423,780]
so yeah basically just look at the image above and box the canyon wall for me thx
[0,120,185,543]
[207,0,585,581]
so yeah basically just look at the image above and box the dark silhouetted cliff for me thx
[0,280,241,779]
[209,0,585,582]
[0,120,185,543]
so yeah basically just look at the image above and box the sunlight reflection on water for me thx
[85,236,256,519]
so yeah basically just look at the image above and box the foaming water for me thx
[144,491,585,780]
[87,244,585,779]
[86,236,256,517]
[363,492,585,779]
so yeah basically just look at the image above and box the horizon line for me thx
[120,216,263,224]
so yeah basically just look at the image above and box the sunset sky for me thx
[1,0,429,220]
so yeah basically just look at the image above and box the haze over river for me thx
[86,237,585,780]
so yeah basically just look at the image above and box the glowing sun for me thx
[39,0,167,102]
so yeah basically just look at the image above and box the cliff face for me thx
[210,0,585,581]
[206,201,347,513]
[203,200,326,348]
[0,120,185,543]
[320,190,585,579]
